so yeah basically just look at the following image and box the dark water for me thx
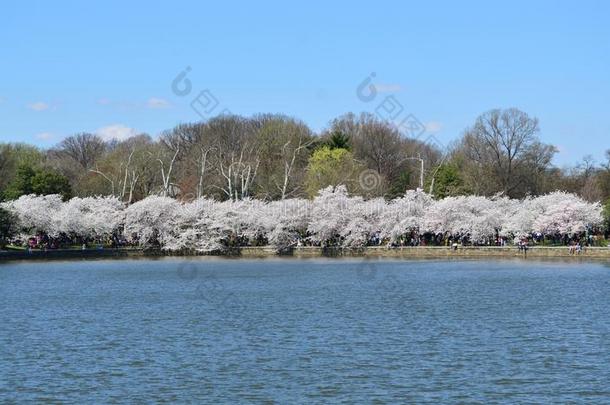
[1,258,610,403]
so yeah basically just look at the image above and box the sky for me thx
[1,0,609,166]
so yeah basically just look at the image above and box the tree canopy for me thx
[1,189,603,251]
[0,109,608,206]
[2,164,72,201]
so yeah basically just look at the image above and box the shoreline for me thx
[1,245,610,261]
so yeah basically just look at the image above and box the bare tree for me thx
[277,134,313,199]
[196,146,214,199]
[460,108,554,197]
[251,115,314,200]
[58,133,106,169]
[326,113,441,197]
[157,146,180,197]
[89,165,116,196]
[216,145,260,201]
[85,134,156,203]
[203,115,262,201]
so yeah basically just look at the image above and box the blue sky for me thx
[1,0,608,165]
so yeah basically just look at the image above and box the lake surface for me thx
[1,258,610,403]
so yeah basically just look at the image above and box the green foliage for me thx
[3,163,72,200]
[0,143,44,192]
[0,114,608,203]
[0,207,17,248]
[326,131,351,150]
[305,147,363,197]
[387,170,412,199]
[428,163,466,198]
[31,170,72,199]
[3,164,37,198]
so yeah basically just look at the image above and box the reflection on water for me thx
[1,258,610,403]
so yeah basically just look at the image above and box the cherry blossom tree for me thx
[266,198,311,251]
[307,185,353,246]
[2,194,63,235]
[423,195,510,242]
[307,186,383,248]
[339,197,384,248]
[1,187,604,250]
[123,196,183,248]
[531,192,603,236]
[52,196,124,240]
[165,198,225,252]
[501,192,603,238]
[379,189,432,243]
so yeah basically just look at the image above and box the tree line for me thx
[1,108,609,206]
[0,188,604,252]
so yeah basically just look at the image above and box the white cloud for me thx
[35,132,55,141]
[95,124,138,141]
[28,101,50,111]
[146,97,171,109]
[425,121,443,133]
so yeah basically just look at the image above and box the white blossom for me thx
[1,194,63,234]
[531,192,603,235]
[267,198,311,250]
[53,196,124,239]
[123,196,183,248]
[1,188,604,249]
[379,189,431,242]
